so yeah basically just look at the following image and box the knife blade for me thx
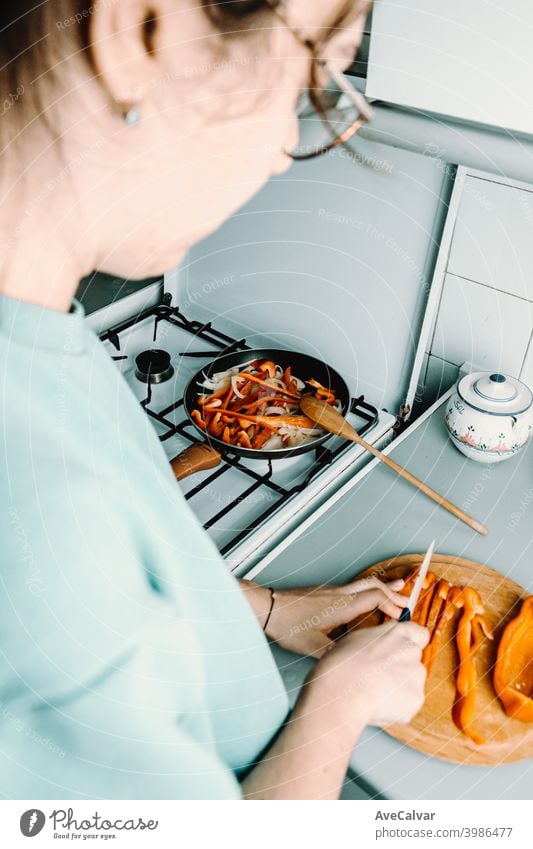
[398,540,436,622]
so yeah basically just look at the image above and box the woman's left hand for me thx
[264,576,407,658]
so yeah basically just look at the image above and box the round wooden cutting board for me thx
[354,554,532,766]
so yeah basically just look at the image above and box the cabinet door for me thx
[366,0,533,135]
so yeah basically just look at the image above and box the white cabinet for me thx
[367,0,533,135]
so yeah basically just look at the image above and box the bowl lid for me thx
[457,371,533,416]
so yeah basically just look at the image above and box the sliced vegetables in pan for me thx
[192,358,341,450]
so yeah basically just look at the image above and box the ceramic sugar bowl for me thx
[445,371,533,463]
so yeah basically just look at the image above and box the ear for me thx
[88,0,155,110]
[89,0,206,110]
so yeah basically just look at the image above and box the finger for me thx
[377,598,404,619]
[351,586,407,610]
[336,574,394,594]
[345,576,408,605]
[325,588,399,627]
[398,621,430,649]
[374,583,409,605]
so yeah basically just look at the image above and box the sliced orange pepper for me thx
[307,378,330,393]
[452,587,493,745]
[238,395,293,414]
[208,412,223,437]
[192,363,339,448]
[198,384,232,405]
[399,567,421,598]
[412,572,438,626]
[426,579,449,631]
[237,430,252,449]
[238,372,299,400]
[422,585,464,674]
[190,409,206,430]
[382,568,435,624]
[307,377,336,404]
[256,360,276,378]
[494,596,533,722]
[252,427,273,449]
[215,410,314,430]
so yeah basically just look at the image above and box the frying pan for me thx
[170,348,351,480]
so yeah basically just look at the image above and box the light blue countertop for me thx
[257,395,533,800]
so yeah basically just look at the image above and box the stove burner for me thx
[135,349,174,384]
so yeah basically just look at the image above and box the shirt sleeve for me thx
[2,619,243,800]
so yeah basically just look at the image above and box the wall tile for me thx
[448,177,533,300]
[519,332,533,391]
[424,355,459,404]
[431,273,533,377]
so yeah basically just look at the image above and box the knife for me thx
[398,540,436,622]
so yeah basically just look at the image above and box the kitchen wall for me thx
[169,137,450,417]
[418,168,533,411]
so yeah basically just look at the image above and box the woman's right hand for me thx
[307,619,429,730]
[243,618,429,799]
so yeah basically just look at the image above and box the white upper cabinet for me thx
[366,0,533,135]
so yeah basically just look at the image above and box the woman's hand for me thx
[264,575,408,658]
[243,618,429,800]
[308,619,429,728]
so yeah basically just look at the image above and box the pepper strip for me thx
[190,409,206,430]
[493,596,533,722]
[412,573,438,626]
[237,372,300,400]
[251,359,276,378]
[426,579,449,632]
[452,587,494,745]
[421,586,464,674]
[214,410,315,429]
[236,394,295,414]
[382,568,435,624]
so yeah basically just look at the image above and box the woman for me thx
[0,0,428,799]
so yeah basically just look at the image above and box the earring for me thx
[124,105,141,127]
[116,100,141,127]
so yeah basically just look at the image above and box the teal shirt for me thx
[0,295,289,799]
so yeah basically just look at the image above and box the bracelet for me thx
[263,588,277,633]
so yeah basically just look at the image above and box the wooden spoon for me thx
[170,444,222,481]
[300,395,488,536]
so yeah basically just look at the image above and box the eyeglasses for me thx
[270,4,375,160]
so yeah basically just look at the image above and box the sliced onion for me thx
[198,376,231,392]
[262,406,287,416]
[279,426,324,437]
[231,374,246,398]
[198,375,219,390]
[262,435,284,450]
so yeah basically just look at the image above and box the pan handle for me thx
[170,444,222,481]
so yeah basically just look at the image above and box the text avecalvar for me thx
[375,811,436,821]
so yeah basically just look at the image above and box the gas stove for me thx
[99,299,397,574]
